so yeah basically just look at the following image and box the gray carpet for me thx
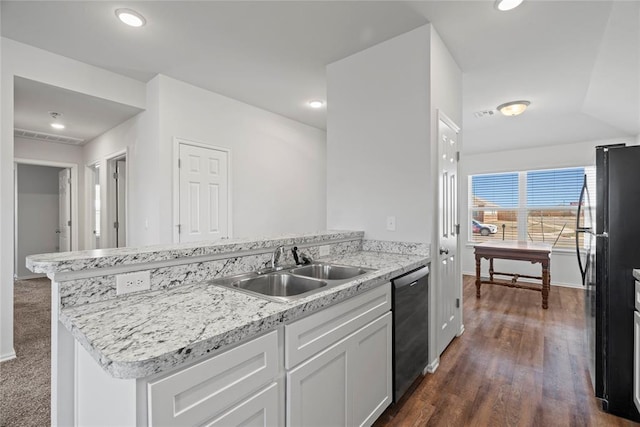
[0,278,51,427]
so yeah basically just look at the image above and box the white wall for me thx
[326,25,432,242]
[460,137,634,287]
[16,164,63,278]
[132,75,327,245]
[327,24,462,367]
[1,37,146,359]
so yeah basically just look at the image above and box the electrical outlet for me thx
[116,271,151,295]
[319,245,331,257]
[386,216,396,231]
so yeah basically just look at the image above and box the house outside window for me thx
[469,166,596,249]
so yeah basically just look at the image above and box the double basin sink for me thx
[209,263,372,303]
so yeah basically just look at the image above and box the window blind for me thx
[526,168,585,207]
[471,173,518,209]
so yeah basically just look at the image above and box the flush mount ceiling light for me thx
[49,111,65,129]
[115,8,146,27]
[497,100,530,116]
[308,100,324,109]
[495,0,524,11]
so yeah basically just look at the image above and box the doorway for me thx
[14,161,78,279]
[106,154,127,248]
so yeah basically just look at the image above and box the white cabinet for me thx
[147,330,279,427]
[287,334,350,426]
[286,284,392,427]
[634,310,640,414]
[203,382,279,427]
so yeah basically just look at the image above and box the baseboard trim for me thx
[424,357,439,374]
[0,349,16,362]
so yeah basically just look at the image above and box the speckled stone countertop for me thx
[634,269,640,281]
[61,250,428,379]
[27,230,363,274]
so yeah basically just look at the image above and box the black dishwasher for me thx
[392,265,429,402]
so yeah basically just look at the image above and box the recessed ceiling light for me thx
[50,123,65,130]
[115,8,146,27]
[497,100,530,116]
[308,100,324,109]
[495,0,524,11]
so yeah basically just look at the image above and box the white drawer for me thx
[635,281,640,312]
[203,382,280,427]
[148,330,278,427]
[284,283,391,369]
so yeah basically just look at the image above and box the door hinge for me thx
[67,220,71,226]
[113,172,119,180]
[178,159,181,168]
[456,151,460,162]
[68,178,71,184]
[456,224,460,234]
[456,298,460,308]
[176,224,181,234]
[114,221,119,230]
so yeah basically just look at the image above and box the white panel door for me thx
[58,168,71,252]
[179,144,229,243]
[436,113,461,355]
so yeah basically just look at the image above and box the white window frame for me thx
[469,167,591,251]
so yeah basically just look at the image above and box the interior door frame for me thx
[105,149,128,248]
[172,137,233,244]
[13,158,79,276]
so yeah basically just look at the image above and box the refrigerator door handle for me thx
[576,176,588,283]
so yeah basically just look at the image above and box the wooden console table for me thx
[474,241,552,309]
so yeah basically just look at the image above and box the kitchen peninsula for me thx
[27,231,430,426]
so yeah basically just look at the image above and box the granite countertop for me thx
[61,250,428,379]
[27,230,363,274]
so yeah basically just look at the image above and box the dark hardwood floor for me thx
[374,275,640,427]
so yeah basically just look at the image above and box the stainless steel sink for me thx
[234,273,327,297]
[208,262,372,303]
[289,263,370,280]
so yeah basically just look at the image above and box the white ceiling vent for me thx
[14,128,85,145]
[474,110,496,119]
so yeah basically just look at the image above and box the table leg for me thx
[489,258,494,283]
[475,255,482,298]
[542,260,550,309]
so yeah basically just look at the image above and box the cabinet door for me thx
[352,312,392,427]
[287,313,393,427]
[203,383,279,427]
[287,338,349,427]
[634,311,640,413]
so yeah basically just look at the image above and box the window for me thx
[469,166,595,249]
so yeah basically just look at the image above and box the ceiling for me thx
[14,77,144,145]
[2,1,638,153]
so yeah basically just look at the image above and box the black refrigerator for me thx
[577,144,640,422]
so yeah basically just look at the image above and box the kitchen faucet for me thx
[271,245,285,269]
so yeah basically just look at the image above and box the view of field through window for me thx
[470,167,595,249]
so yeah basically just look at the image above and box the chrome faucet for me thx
[271,245,285,269]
